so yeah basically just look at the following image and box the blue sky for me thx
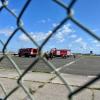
[0,0,100,54]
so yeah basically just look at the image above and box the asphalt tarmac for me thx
[0,55,100,76]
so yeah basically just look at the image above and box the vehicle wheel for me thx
[19,55,21,57]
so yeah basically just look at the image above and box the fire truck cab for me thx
[18,48,38,57]
[50,48,71,58]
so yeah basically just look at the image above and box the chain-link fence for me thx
[0,0,100,100]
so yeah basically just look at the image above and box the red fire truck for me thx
[18,48,38,57]
[50,48,71,58]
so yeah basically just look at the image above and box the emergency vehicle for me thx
[18,48,38,57]
[50,48,71,58]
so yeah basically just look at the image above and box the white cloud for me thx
[75,37,82,43]
[96,44,100,47]
[19,23,74,43]
[70,34,77,38]
[19,34,29,41]
[54,24,74,42]
[52,23,59,27]
[74,37,88,50]
[32,32,51,41]
[81,42,88,50]
[19,31,51,42]
[38,18,51,24]
[91,40,100,48]
[55,32,65,42]
[92,40,99,44]
[0,27,14,36]
[74,37,100,53]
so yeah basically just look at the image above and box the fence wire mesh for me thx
[0,0,100,100]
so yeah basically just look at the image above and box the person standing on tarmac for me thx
[44,51,53,60]
[49,51,53,60]
[73,54,76,58]
[44,51,49,60]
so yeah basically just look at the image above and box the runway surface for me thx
[0,55,100,76]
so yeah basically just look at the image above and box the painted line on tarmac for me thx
[51,56,83,74]
[87,76,96,78]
